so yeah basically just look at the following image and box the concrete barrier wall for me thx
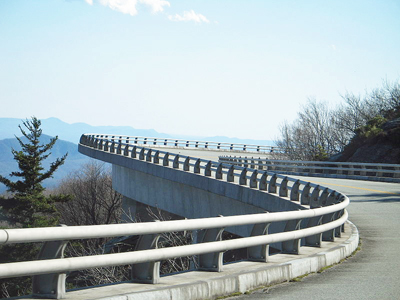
[79,144,304,245]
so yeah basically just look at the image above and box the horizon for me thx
[0,117,276,144]
[1,1,399,140]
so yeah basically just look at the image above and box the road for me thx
[228,177,400,300]
[146,146,400,299]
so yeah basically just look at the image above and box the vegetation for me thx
[277,80,400,162]
[0,117,68,298]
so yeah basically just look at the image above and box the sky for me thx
[0,0,399,141]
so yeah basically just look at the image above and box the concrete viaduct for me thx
[1,135,399,299]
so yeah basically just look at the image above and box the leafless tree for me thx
[55,161,122,226]
[277,80,400,161]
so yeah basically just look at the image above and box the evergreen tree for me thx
[0,117,68,297]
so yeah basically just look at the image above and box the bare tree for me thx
[277,99,342,160]
[277,80,400,161]
[55,161,122,226]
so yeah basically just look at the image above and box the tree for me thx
[0,117,68,298]
[277,80,400,161]
[277,99,343,161]
[56,161,122,226]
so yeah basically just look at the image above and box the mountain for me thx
[0,118,275,146]
[0,134,91,193]
[0,118,276,193]
[0,118,171,145]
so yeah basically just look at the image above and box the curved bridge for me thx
[0,134,360,300]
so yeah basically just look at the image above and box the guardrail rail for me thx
[80,134,283,153]
[0,134,350,299]
[219,156,400,183]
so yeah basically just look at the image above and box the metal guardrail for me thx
[0,134,349,299]
[81,134,283,153]
[219,156,400,182]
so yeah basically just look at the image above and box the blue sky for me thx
[1,0,399,140]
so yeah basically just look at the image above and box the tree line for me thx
[276,80,400,161]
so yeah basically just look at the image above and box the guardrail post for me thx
[154,151,160,164]
[198,222,225,272]
[131,232,161,284]
[103,140,109,152]
[251,159,256,169]
[194,159,200,173]
[227,165,234,182]
[216,163,223,179]
[184,157,190,171]
[300,182,311,205]
[146,149,152,162]
[279,177,288,197]
[282,218,302,254]
[247,219,271,262]
[376,166,383,177]
[139,148,145,160]
[305,186,323,247]
[173,155,180,168]
[239,168,247,185]
[116,142,122,154]
[244,158,248,168]
[153,138,157,145]
[205,161,212,176]
[258,158,263,170]
[110,141,115,153]
[32,225,68,299]
[268,174,277,193]
[250,170,258,188]
[290,180,300,201]
[259,172,267,190]
[163,153,169,166]
[98,138,103,150]
[321,191,338,241]
[79,134,86,145]
[123,144,129,156]
[131,146,137,158]
[93,137,99,149]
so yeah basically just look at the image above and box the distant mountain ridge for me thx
[0,117,275,146]
[0,117,275,193]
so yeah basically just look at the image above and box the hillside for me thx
[336,115,400,164]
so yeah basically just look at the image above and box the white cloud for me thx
[168,10,210,23]
[85,0,170,16]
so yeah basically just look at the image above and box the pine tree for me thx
[0,117,68,297]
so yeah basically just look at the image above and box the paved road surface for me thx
[228,177,400,300]
[147,146,400,299]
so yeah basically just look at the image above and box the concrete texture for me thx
[21,222,358,300]
[79,144,304,248]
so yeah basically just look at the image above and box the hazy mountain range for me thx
[0,117,275,146]
[0,117,275,193]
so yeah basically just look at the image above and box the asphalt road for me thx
[148,147,400,299]
[228,177,400,300]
